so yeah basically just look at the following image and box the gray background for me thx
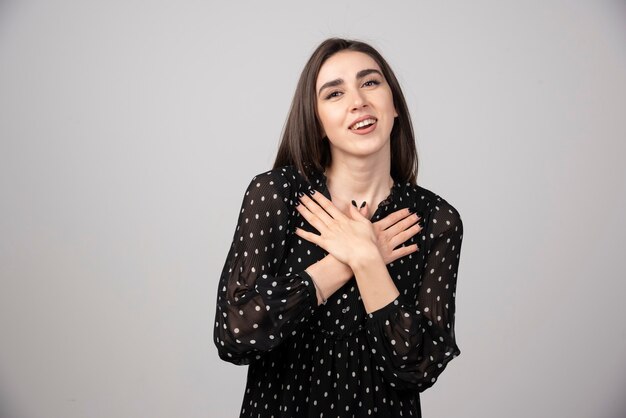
[1,0,625,417]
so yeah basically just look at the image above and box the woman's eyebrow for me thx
[317,68,383,96]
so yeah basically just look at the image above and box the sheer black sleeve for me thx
[365,199,463,392]
[213,170,318,365]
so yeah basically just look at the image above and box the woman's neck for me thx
[324,155,393,216]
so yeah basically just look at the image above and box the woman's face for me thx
[315,50,398,161]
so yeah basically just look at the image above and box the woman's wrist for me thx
[305,254,354,304]
[303,269,327,305]
[347,243,382,272]
[347,247,400,313]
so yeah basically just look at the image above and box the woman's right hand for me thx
[361,205,423,265]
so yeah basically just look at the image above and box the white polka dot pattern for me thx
[213,165,463,417]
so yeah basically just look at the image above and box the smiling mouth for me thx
[349,118,377,130]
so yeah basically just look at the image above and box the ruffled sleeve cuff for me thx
[296,269,322,308]
[365,296,403,323]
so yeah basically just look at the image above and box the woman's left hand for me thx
[295,190,378,267]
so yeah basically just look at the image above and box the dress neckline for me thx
[305,164,402,211]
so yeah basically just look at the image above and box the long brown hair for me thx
[273,37,418,185]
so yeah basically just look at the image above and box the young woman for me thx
[214,37,463,417]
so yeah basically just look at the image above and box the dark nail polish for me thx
[298,191,304,197]
[308,189,316,195]
[360,201,366,208]
[351,200,357,207]
[295,200,300,206]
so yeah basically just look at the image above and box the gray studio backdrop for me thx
[1,1,625,417]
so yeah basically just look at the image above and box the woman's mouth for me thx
[349,118,377,130]
[349,118,377,134]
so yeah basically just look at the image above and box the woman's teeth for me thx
[350,118,377,130]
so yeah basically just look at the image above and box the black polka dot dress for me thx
[214,165,463,417]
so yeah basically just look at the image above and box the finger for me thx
[298,193,333,232]
[294,227,322,246]
[388,222,422,248]
[389,244,419,263]
[307,190,348,222]
[295,199,329,233]
[388,222,422,249]
[386,212,421,237]
[349,200,369,222]
[358,204,368,218]
[375,207,414,230]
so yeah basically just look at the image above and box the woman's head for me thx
[273,37,418,185]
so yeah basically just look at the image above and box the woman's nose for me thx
[350,90,368,110]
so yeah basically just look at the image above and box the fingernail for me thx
[295,200,300,207]
[351,200,357,207]
[308,189,316,195]
[298,191,304,197]
[360,201,366,208]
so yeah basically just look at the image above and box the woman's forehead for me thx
[316,51,381,87]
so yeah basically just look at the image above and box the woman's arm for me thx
[303,205,420,305]
[213,170,320,365]
[364,201,463,392]
[295,189,463,391]
[295,193,422,310]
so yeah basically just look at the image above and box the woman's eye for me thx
[363,79,381,87]
[324,80,380,100]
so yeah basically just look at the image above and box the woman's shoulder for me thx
[243,165,318,201]
[248,165,295,187]
[250,164,298,180]
[405,183,463,230]
[248,164,320,190]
